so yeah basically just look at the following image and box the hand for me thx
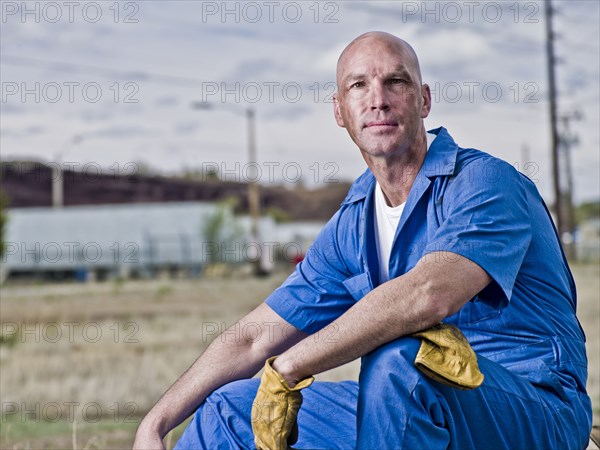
[133,426,166,450]
[271,356,302,388]
[412,323,484,390]
[252,356,314,450]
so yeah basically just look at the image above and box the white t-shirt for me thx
[374,133,437,283]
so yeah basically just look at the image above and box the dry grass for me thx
[0,264,597,448]
[572,263,600,420]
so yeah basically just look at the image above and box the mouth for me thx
[364,120,398,129]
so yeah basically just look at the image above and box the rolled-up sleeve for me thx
[424,158,532,308]
[265,210,358,335]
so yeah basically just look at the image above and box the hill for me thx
[0,161,352,222]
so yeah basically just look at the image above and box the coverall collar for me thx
[342,126,458,205]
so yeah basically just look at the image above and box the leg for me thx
[175,378,359,450]
[356,336,586,450]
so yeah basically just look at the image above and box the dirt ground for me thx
[0,263,598,449]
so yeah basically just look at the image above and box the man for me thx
[134,32,592,449]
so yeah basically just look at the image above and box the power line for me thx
[1,54,203,88]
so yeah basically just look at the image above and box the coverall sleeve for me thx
[265,209,358,335]
[423,158,532,308]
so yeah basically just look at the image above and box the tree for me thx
[201,198,244,264]
[576,201,600,225]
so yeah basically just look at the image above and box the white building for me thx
[1,202,325,281]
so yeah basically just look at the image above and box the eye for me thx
[389,78,407,85]
[350,81,365,89]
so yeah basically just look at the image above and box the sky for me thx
[1,0,599,204]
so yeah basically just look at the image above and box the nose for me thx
[369,81,389,111]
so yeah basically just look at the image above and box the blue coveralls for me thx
[176,127,592,449]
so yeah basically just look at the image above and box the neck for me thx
[364,129,428,207]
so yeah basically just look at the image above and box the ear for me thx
[333,93,346,128]
[420,83,432,119]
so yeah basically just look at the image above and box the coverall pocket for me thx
[447,298,501,326]
[511,358,570,403]
[342,272,373,301]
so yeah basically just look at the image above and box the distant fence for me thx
[1,202,323,282]
[576,242,600,263]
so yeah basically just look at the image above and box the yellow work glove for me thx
[252,356,314,450]
[412,323,484,390]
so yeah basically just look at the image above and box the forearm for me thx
[274,270,439,382]
[274,253,491,384]
[137,332,265,438]
[135,303,307,442]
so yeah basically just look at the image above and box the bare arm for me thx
[134,302,307,447]
[273,252,492,385]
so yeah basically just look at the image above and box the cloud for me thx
[87,125,156,139]
[0,0,597,203]
[0,103,26,115]
[155,96,179,107]
[173,121,200,134]
[262,104,312,121]
[230,58,280,81]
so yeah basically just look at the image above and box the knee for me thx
[362,336,421,373]
[356,337,435,443]
[359,336,423,393]
[177,379,259,449]
[210,378,260,399]
[197,378,259,424]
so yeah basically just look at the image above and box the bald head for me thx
[331,30,432,162]
[336,32,423,87]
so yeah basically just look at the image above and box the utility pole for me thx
[544,0,563,240]
[192,102,265,276]
[560,111,582,261]
[246,107,268,276]
[246,108,260,242]
[52,135,83,208]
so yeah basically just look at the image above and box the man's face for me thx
[334,36,431,158]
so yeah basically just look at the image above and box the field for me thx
[0,263,598,448]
